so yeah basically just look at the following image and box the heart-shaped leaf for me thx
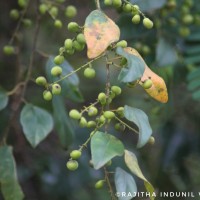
[84,10,120,59]
[124,105,152,148]
[91,131,124,169]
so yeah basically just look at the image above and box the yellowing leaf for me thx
[124,47,168,103]
[84,10,120,59]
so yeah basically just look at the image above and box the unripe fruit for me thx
[22,19,32,27]
[123,4,132,12]
[115,123,125,131]
[84,68,96,79]
[112,0,122,8]
[142,79,153,89]
[132,5,139,15]
[88,106,98,117]
[148,136,155,145]
[54,19,62,28]
[111,86,122,96]
[54,55,64,65]
[51,66,62,76]
[69,109,81,120]
[66,48,75,55]
[43,90,52,101]
[35,76,47,86]
[49,6,58,18]
[98,92,106,104]
[87,121,96,128]
[70,150,82,159]
[66,160,78,171]
[107,97,112,104]
[104,0,112,6]
[182,14,194,25]
[56,0,65,3]
[64,39,73,50]
[79,117,87,127]
[3,45,14,55]
[39,4,48,15]
[110,91,116,99]
[76,33,86,44]
[116,107,124,118]
[95,180,105,189]
[116,40,127,48]
[73,40,84,51]
[142,45,151,55]
[67,22,79,32]
[132,14,141,24]
[127,81,137,88]
[103,111,115,119]
[99,115,106,123]
[143,18,153,29]
[65,5,77,18]
[10,9,20,20]
[179,27,190,37]
[18,0,27,8]
[52,83,61,95]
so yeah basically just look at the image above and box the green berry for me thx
[65,5,77,18]
[103,111,115,119]
[54,55,64,65]
[142,45,151,55]
[18,0,27,8]
[111,86,122,96]
[116,40,127,48]
[56,0,65,3]
[49,6,58,18]
[51,66,62,76]
[107,97,112,104]
[123,4,132,12]
[132,14,141,24]
[127,81,137,88]
[88,106,98,117]
[76,33,86,45]
[79,117,87,127]
[3,45,14,55]
[179,27,190,37]
[66,160,78,171]
[95,180,105,189]
[35,76,47,86]
[10,9,20,20]
[182,14,194,25]
[84,68,96,79]
[142,79,153,89]
[148,136,155,145]
[70,150,82,159]
[116,107,124,118]
[87,121,96,128]
[43,90,52,101]
[132,5,139,15]
[22,19,32,27]
[98,92,106,104]
[112,0,122,8]
[39,4,48,15]
[54,19,62,28]
[114,123,125,131]
[104,0,112,6]
[73,40,84,51]
[67,22,79,32]
[69,109,81,120]
[110,91,116,99]
[99,115,106,123]
[64,39,73,50]
[66,48,75,55]
[143,18,153,29]
[52,83,61,95]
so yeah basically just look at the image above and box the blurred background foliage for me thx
[1,0,200,199]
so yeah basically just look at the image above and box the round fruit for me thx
[51,66,62,76]
[66,160,78,171]
[142,45,151,55]
[99,115,106,123]
[66,48,75,55]
[114,123,125,131]
[54,19,62,28]
[35,76,47,86]
[39,4,48,15]
[87,121,96,128]
[142,79,153,89]
[103,111,115,119]
[70,150,82,159]
[123,4,132,12]
[23,19,32,27]
[104,0,112,6]
[116,40,127,48]
[10,9,19,20]
[112,0,122,8]
[65,5,77,18]
[18,0,27,8]
[148,136,155,145]
[49,6,58,18]
[73,40,84,51]
[64,39,73,50]
[43,90,52,101]
[95,180,105,189]
[76,33,86,44]
[182,14,194,25]
[56,0,65,3]
[143,18,154,29]
[52,83,61,95]
[67,22,79,32]
[116,107,124,118]
[179,27,190,37]
[69,109,81,120]
[54,55,64,65]
[79,117,87,127]
[88,106,98,117]
[3,45,14,55]
[132,5,139,15]
[110,91,116,99]
[111,86,122,95]
[84,68,96,79]
[98,92,106,104]
[132,14,141,24]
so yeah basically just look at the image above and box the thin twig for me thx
[95,0,101,10]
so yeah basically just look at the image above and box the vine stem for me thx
[115,116,139,134]
[95,0,101,10]
[81,100,99,114]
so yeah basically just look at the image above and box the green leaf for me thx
[192,90,200,100]
[46,56,84,103]
[20,104,53,148]
[117,47,145,83]
[0,146,24,200]
[187,31,200,42]
[187,79,200,91]
[185,45,200,55]
[0,88,8,111]
[187,68,200,81]
[52,96,74,148]
[124,150,155,200]
[124,105,152,148]
[91,131,124,169]
[185,55,200,65]
[156,37,178,67]
[115,167,137,200]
